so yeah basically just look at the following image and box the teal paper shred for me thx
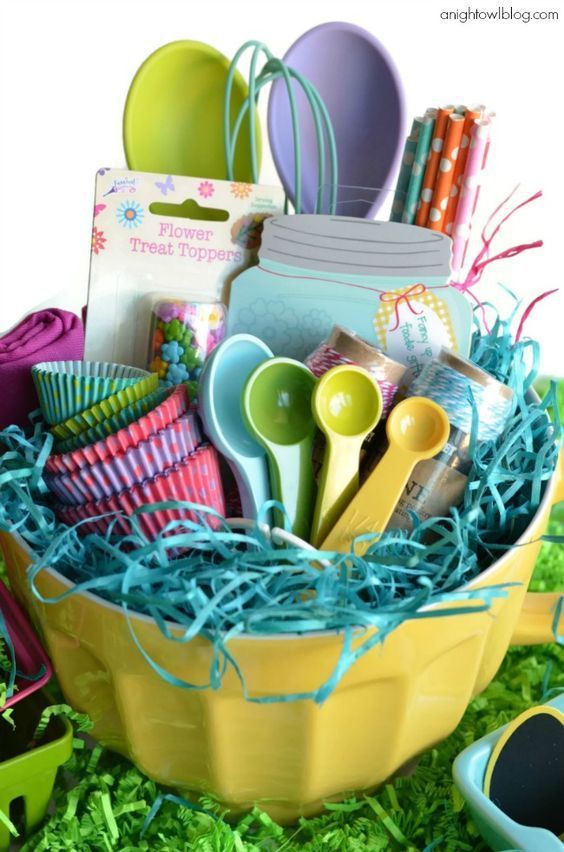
[1,381,562,852]
[0,607,16,703]
[0,321,561,706]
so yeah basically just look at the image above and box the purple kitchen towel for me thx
[0,308,84,428]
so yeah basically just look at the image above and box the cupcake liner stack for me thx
[36,362,225,538]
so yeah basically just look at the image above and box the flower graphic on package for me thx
[117,200,144,229]
[230,182,253,199]
[91,227,107,255]
[198,181,215,199]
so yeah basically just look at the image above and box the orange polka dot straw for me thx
[444,106,483,236]
[428,114,465,232]
[415,105,455,227]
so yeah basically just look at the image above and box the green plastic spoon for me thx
[123,40,261,180]
[311,365,383,547]
[242,358,317,540]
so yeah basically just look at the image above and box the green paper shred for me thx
[32,702,93,741]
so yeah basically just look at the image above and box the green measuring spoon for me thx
[242,358,317,540]
[310,365,383,547]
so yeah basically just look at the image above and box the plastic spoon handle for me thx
[321,444,416,555]
[265,436,316,541]
[310,434,364,547]
[227,456,271,521]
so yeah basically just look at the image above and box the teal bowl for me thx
[453,695,564,852]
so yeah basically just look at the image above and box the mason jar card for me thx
[228,215,473,374]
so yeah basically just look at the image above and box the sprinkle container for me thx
[148,300,227,401]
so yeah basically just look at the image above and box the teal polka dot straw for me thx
[402,110,436,225]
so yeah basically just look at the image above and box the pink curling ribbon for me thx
[451,186,546,332]
[379,283,427,331]
[454,186,543,292]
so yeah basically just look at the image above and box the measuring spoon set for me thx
[199,333,450,553]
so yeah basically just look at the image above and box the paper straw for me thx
[390,117,422,222]
[451,119,491,273]
[415,105,454,226]
[402,110,436,225]
[428,114,465,232]
[460,124,493,269]
[444,106,483,235]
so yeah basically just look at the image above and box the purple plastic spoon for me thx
[268,21,406,218]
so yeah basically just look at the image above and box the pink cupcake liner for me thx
[58,505,130,537]
[56,444,225,540]
[45,414,202,506]
[45,385,189,475]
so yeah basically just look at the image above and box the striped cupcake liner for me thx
[32,361,152,425]
[46,414,202,505]
[46,385,190,473]
[51,373,159,441]
[56,444,225,539]
[53,387,165,453]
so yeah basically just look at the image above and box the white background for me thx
[0,0,562,372]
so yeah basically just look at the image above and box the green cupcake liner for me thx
[53,387,168,454]
[32,361,153,425]
[50,373,159,441]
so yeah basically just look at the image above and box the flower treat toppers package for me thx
[85,169,285,370]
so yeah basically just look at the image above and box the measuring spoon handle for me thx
[267,437,317,541]
[321,445,414,555]
[227,455,271,522]
[310,435,364,548]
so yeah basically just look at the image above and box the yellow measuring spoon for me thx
[310,365,383,547]
[321,396,450,555]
